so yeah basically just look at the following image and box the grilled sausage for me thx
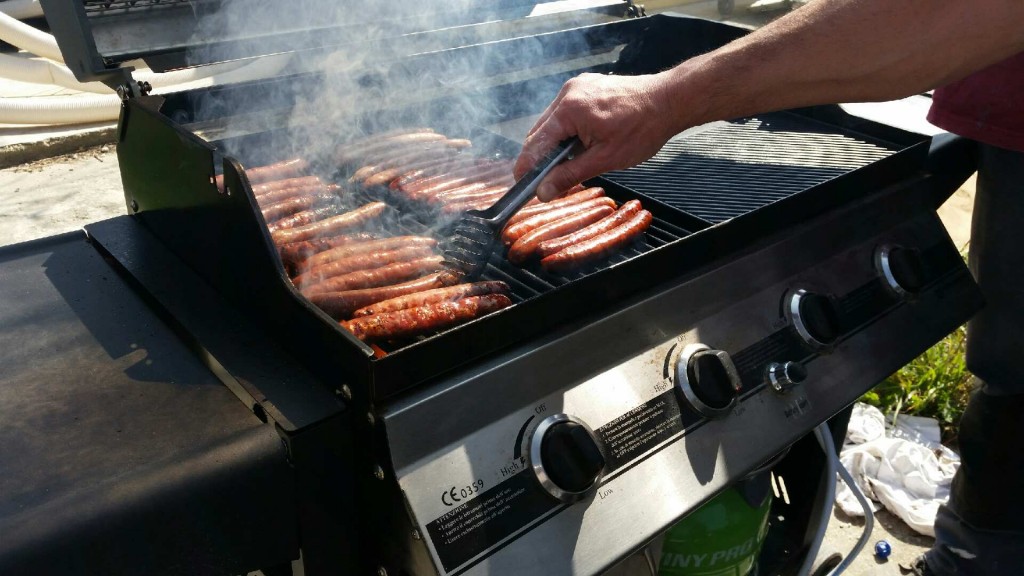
[507,204,615,264]
[349,141,469,183]
[301,236,438,269]
[301,256,445,296]
[439,195,505,214]
[336,132,446,166]
[358,154,448,188]
[216,158,310,190]
[260,192,340,222]
[501,197,617,246]
[294,246,436,288]
[271,202,387,245]
[435,184,509,206]
[540,210,653,273]
[257,183,338,205]
[390,157,481,190]
[252,175,323,196]
[341,293,513,342]
[406,163,514,201]
[427,176,515,204]
[535,200,643,259]
[505,187,606,225]
[351,281,509,317]
[267,204,344,232]
[307,273,450,319]
[277,232,380,264]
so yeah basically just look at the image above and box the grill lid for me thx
[39,0,631,90]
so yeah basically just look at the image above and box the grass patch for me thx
[860,325,974,445]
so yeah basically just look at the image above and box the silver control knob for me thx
[875,245,925,297]
[766,361,808,394]
[786,289,841,349]
[529,414,605,502]
[671,343,742,419]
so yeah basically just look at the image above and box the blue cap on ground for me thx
[874,540,893,559]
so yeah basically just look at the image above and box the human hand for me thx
[514,72,679,201]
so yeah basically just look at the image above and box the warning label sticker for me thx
[597,390,684,470]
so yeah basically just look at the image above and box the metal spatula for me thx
[442,137,580,281]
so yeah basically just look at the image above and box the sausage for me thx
[541,210,653,273]
[252,175,323,196]
[436,184,509,206]
[301,256,444,296]
[271,202,387,245]
[349,141,466,183]
[257,183,338,205]
[277,232,380,264]
[294,246,436,288]
[267,204,344,232]
[505,187,606,226]
[260,192,340,222]
[535,200,643,259]
[301,236,438,269]
[340,294,513,342]
[307,273,450,319]
[428,176,516,204]
[405,162,513,201]
[351,281,510,317]
[439,195,505,214]
[336,132,446,166]
[501,197,617,246]
[216,158,310,190]
[360,150,468,188]
[507,204,615,264]
[392,157,486,190]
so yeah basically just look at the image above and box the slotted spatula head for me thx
[442,137,580,281]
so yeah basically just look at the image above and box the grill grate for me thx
[83,0,194,15]
[604,115,897,224]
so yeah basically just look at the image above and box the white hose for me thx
[0,0,43,20]
[797,423,840,576]
[0,53,111,93]
[0,10,62,61]
[0,53,292,124]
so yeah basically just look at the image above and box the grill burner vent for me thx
[604,115,896,224]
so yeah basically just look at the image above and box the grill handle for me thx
[926,133,978,207]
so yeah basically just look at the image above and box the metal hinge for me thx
[115,80,153,102]
[624,0,646,17]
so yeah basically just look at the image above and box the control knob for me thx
[876,245,925,297]
[672,343,742,419]
[766,360,808,394]
[787,289,841,349]
[530,414,605,502]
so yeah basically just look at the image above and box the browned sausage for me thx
[392,157,487,190]
[536,200,643,259]
[505,187,606,225]
[360,150,468,188]
[406,163,514,201]
[541,210,653,273]
[349,141,467,183]
[257,183,338,205]
[216,158,310,190]
[271,202,387,245]
[507,204,615,264]
[301,236,438,269]
[340,293,513,341]
[307,273,449,319]
[336,132,446,166]
[501,197,617,246]
[390,157,481,190]
[436,184,510,205]
[439,195,506,214]
[351,281,510,317]
[253,175,323,196]
[301,256,444,296]
[260,192,340,222]
[277,232,380,264]
[294,246,436,288]
[267,205,344,233]
[400,159,511,194]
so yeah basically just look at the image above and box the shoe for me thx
[899,555,932,575]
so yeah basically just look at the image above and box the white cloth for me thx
[836,403,960,537]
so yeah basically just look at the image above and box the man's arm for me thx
[517,0,1024,200]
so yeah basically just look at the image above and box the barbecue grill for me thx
[9,2,983,575]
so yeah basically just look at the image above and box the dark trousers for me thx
[926,144,1024,575]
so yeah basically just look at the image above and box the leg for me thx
[923,144,1024,575]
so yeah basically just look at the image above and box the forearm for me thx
[660,0,1024,130]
